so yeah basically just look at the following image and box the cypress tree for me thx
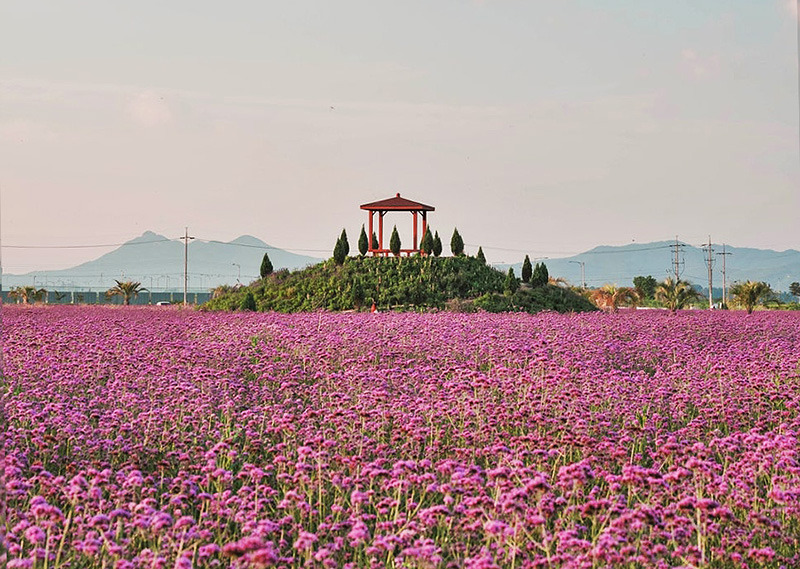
[521,255,532,283]
[505,267,519,294]
[476,247,486,264]
[531,262,549,287]
[450,228,464,256]
[372,231,379,250]
[333,236,346,265]
[420,227,434,255]
[260,252,273,278]
[358,225,369,256]
[433,231,443,257]
[389,226,401,256]
[339,229,350,256]
[531,263,541,287]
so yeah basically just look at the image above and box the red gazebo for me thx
[360,193,435,256]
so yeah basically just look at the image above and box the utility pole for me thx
[180,227,195,306]
[717,244,732,308]
[702,235,714,310]
[569,260,586,288]
[670,236,685,281]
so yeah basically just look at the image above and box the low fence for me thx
[0,291,213,306]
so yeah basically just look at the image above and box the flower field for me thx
[3,306,800,568]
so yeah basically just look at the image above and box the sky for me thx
[2,0,799,273]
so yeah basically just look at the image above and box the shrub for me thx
[240,291,257,311]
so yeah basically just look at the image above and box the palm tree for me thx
[548,276,570,288]
[655,278,701,312]
[9,286,32,304]
[790,282,800,302]
[729,281,773,314]
[8,286,45,304]
[590,284,639,313]
[105,280,147,305]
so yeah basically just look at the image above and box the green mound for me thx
[203,256,596,313]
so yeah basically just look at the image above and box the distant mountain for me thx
[6,235,798,294]
[502,241,800,293]
[4,231,323,291]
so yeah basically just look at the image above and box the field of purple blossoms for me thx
[3,306,800,569]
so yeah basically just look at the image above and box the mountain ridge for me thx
[502,241,799,292]
[4,233,799,293]
[4,232,323,291]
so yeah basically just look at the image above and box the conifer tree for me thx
[372,232,380,250]
[260,252,273,278]
[420,227,434,255]
[505,267,519,294]
[389,226,401,256]
[531,262,549,287]
[358,225,369,256]
[531,263,541,287]
[450,228,464,256]
[476,247,486,264]
[333,236,346,265]
[433,231,443,257]
[521,255,532,283]
[339,229,350,256]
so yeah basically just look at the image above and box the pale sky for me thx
[2,1,799,273]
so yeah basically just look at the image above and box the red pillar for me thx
[421,212,427,249]
[412,211,418,251]
[378,212,384,254]
[368,211,374,254]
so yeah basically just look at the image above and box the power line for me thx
[201,239,329,254]
[2,237,330,254]
[669,236,686,280]
[466,243,674,256]
[3,236,797,260]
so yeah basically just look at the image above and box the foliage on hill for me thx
[203,256,596,314]
[474,284,598,314]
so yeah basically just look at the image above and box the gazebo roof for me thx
[360,193,435,212]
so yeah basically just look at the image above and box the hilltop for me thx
[203,255,597,313]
